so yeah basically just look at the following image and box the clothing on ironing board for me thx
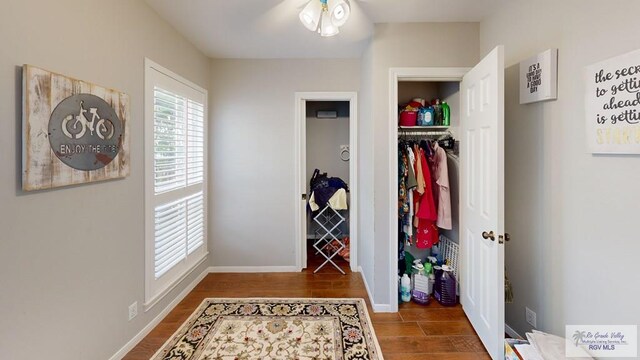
[308,169,349,212]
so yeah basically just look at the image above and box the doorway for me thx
[294,92,358,273]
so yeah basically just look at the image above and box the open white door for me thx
[460,46,505,360]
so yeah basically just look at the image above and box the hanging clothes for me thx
[431,142,452,230]
[398,133,456,275]
[415,220,439,249]
[406,146,418,190]
[398,134,455,252]
[414,147,437,222]
[413,147,438,249]
[398,148,409,218]
[403,191,414,240]
[413,144,426,196]
[403,145,416,241]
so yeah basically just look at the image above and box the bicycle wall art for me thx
[22,65,130,191]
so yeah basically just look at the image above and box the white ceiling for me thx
[145,0,507,59]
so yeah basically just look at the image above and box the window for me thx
[144,59,208,308]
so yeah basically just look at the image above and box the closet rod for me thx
[399,131,451,136]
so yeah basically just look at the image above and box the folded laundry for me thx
[309,192,320,212]
[328,188,348,210]
[309,187,349,212]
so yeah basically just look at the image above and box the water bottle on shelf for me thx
[441,101,450,126]
[432,99,443,126]
[400,274,411,302]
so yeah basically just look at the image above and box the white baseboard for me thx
[505,323,523,339]
[108,268,209,360]
[371,303,393,312]
[358,266,393,313]
[208,266,300,273]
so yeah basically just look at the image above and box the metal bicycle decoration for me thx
[61,101,115,140]
[48,93,123,171]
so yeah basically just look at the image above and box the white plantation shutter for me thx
[145,60,208,308]
[153,88,187,194]
[187,100,205,186]
[154,198,187,278]
[186,191,205,253]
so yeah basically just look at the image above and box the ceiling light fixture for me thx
[299,0,350,37]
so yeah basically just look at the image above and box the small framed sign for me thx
[585,48,640,154]
[519,48,558,104]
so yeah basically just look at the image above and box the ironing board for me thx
[312,204,346,274]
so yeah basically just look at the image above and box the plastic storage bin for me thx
[399,110,417,126]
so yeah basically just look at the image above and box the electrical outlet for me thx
[525,307,537,328]
[128,301,138,321]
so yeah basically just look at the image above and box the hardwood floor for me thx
[124,248,489,359]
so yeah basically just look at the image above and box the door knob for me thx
[482,231,495,241]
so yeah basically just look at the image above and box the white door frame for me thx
[295,92,358,272]
[388,68,469,312]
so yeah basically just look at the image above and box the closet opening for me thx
[389,70,468,313]
[294,92,359,274]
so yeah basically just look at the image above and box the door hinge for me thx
[498,233,511,244]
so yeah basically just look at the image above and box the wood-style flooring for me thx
[124,246,489,359]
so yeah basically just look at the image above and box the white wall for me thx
[481,0,640,338]
[358,41,376,296]
[366,22,479,306]
[306,101,350,188]
[0,1,210,359]
[208,59,360,267]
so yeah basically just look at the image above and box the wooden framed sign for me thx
[585,49,640,154]
[519,48,558,104]
[22,65,130,191]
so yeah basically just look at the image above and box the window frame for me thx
[144,58,208,310]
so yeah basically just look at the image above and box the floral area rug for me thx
[152,298,383,360]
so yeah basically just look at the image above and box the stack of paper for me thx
[525,330,592,360]
[514,344,543,360]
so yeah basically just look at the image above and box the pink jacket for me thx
[432,143,452,230]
